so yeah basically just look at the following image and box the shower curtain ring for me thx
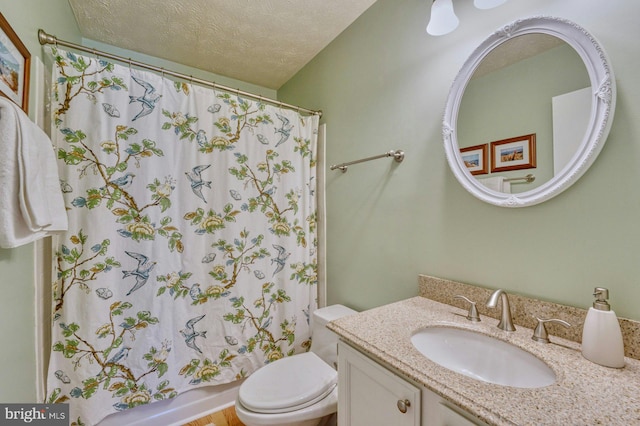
[127,58,132,70]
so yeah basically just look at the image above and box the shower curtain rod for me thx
[37,29,322,117]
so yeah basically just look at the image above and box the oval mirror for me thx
[443,16,616,207]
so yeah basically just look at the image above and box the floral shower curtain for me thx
[44,47,319,425]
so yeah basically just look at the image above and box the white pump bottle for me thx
[581,287,625,368]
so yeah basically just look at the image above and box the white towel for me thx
[479,176,511,193]
[0,97,68,248]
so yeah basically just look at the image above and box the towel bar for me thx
[330,150,405,173]
[504,174,535,183]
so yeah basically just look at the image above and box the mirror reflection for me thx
[457,34,591,194]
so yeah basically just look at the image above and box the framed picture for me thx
[460,144,488,175]
[490,133,536,173]
[0,12,30,112]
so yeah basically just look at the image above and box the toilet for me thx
[235,304,356,426]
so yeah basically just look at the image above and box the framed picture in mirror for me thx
[460,144,488,175]
[490,134,536,173]
[0,12,30,112]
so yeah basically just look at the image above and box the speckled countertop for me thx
[328,296,640,426]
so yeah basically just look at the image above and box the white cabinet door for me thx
[422,386,489,426]
[338,342,421,426]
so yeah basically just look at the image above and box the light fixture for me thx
[426,0,459,36]
[473,0,508,9]
[427,0,509,36]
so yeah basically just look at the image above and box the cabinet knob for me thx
[397,399,411,413]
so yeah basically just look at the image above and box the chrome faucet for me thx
[486,289,516,331]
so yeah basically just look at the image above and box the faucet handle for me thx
[532,317,571,343]
[454,295,481,322]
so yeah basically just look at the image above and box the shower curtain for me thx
[44,47,319,425]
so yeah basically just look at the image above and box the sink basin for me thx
[411,327,555,388]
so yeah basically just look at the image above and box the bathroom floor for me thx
[182,405,245,426]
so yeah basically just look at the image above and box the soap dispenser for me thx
[581,287,625,368]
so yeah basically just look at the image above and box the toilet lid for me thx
[239,352,337,414]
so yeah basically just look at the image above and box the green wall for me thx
[279,0,640,320]
[0,0,273,403]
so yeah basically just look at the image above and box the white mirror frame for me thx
[443,16,616,207]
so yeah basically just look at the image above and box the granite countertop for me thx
[328,296,640,426]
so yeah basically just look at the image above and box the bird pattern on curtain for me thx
[44,47,319,425]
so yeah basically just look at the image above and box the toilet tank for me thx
[310,304,357,367]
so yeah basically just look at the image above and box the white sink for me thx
[411,327,555,388]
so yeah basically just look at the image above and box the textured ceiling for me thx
[473,33,564,78]
[68,0,378,89]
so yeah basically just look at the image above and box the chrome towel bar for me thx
[504,174,535,183]
[330,150,405,173]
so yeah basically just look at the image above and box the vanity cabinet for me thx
[338,341,421,426]
[337,341,488,426]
